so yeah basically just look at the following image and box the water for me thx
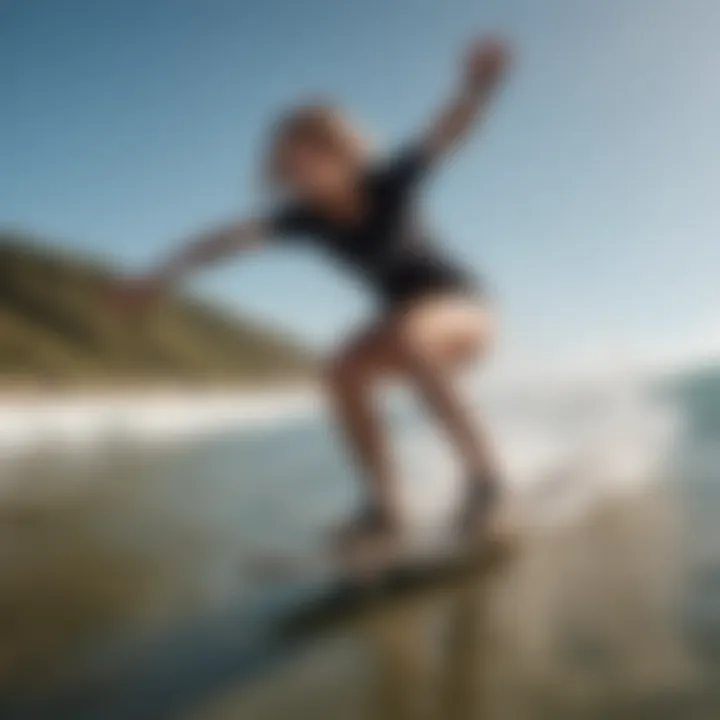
[0,365,718,719]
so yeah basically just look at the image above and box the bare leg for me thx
[404,348,495,479]
[395,298,499,484]
[403,349,500,534]
[325,326,401,525]
[326,297,500,540]
[391,297,503,535]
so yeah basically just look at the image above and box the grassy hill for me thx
[0,234,315,388]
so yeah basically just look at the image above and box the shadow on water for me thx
[0,413,719,718]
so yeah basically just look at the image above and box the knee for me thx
[393,313,482,370]
[393,320,438,369]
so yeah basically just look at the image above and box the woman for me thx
[115,37,511,546]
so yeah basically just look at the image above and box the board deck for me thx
[245,498,526,596]
[266,534,516,640]
[241,467,588,650]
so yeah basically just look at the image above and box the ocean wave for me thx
[0,389,320,457]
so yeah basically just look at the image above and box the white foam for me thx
[0,388,320,457]
[396,376,681,530]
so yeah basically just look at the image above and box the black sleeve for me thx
[267,203,316,241]
[381,143,432,192]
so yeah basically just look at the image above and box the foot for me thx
[335,502,401,545]
[457,473,503,541]
[332,502,404,573]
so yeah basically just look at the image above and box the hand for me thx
[464,38,511,95]
[108,275,165,317]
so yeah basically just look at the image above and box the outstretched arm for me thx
[113,218,267,311]
[422,38,511,162]
[151,218,266,288]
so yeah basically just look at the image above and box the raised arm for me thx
[422,38,511,163]
[113,218,267,312]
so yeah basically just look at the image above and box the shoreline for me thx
[0,384,322,456]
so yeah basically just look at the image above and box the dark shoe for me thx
[457,474,502,539]
[335,503,400,548]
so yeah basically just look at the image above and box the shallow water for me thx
[0,371,718,719]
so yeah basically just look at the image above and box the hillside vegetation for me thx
[0,234,314,388]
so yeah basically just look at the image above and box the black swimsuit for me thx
[269,145,478,312]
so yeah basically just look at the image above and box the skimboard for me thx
[331,508,516,588]
[245,464,579,607]
[245,503,518,615]
[275,534,511,639]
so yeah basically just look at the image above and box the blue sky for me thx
[2,0,720,373]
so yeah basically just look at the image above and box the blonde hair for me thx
[265,103,369,188]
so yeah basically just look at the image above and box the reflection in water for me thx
[0,431,717,719]
[363,579,489,720]
[200,489,713,720]
[346,496,697,720]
